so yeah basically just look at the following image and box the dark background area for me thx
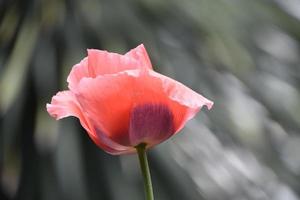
[1,0,300,199]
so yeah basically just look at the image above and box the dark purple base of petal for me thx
[129,103,174,146]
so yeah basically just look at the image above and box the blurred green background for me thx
[1,0,300,199]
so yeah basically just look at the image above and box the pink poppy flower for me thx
[47,44,213,155]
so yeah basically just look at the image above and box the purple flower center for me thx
[129,103,174,146]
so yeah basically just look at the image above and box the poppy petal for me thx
[75,72,137,146]
[47,91,84,120]
[67,57,89,91]
[46,91,133,154]
[125,44,152,70]
[87,44,152,77]
[148,70,213,133]
[76,69,213,147]
[67,45,152,91]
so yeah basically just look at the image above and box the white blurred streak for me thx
[280,136,300,175]
[273,184,299,200]
[261,74,299,109]
[217,73,269,151]
[275,0,300,21]
[255,73,300,125]
[255,27,299,63]
[265,120,288,147]
[169,123,299,200]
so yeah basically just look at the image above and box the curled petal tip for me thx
[205,100,214,110]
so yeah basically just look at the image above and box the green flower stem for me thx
[136,143,154,200]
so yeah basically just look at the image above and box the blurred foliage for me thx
[1,0,300,200]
